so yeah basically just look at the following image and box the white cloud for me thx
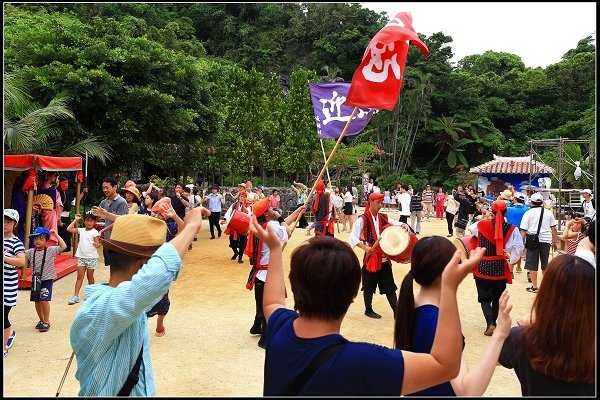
[361,2,596,68]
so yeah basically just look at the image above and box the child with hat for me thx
[66,212,101,305]
[70,207,208,395]
[24,226,68,332]
[4,209,27,357]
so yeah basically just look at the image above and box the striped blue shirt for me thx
[4,236,25,307]
[70,243,181,396]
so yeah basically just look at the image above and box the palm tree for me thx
[3,73,111,162]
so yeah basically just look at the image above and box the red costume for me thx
[311,180,335,236]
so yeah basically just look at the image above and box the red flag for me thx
[345,12,429,111]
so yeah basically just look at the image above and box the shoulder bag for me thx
[525,208,544,250]
[284,343,345,395]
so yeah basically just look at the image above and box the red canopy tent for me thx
[4,154,84,288]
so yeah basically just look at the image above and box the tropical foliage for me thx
[3,3,595,193]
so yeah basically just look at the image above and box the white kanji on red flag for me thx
[345,12,429,111]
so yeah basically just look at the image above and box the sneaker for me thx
[68,295,80,305]
[6,331,16,349]
[364,310,382,319]
[35,320,44,330]
[447,234,453,237]
[3,349,7,358]
[39,322,50,333]
[526,286,538,293]
[484,324,496,336]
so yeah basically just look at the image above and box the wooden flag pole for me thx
[320,139,333,190]
[320,139,339,233]
[283,106,358,250]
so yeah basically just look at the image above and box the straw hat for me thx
[99,214,166,258]
[499,189,513,200]
[122,186,141,202]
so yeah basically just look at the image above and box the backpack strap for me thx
[284,342,345,395]
[117,345,143,396]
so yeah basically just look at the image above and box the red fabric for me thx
[22,168,38,192]
[252,198,270,217]
[345,12,429,111]
[361,213,390,272]
[4,154,82,171]
[75,170,83,183]
[476,219,515,283]
[491,200,508,256]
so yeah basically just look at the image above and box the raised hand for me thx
[249,215,281,251]
[494,289,513,338]
[442,247,486,290]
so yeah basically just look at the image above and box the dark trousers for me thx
[59,216,72,252]
[525,242,551,271]
[291,204,309,228]
[445,211,455,235]
[229,234,247,260]
[475,277,506,326]
[208,211,221,238]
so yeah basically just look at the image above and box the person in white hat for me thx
[580,189,595,222]
[3,209,27,358]
[519,192,559,293]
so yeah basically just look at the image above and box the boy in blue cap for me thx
[24,226,67,332]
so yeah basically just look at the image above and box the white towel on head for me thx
[574,248,596,268]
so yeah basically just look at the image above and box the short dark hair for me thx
[84,212,98,221]
[289,236,361,320]
[102,176,118,187]
[106,249,147,273]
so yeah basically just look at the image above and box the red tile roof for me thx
[469,156,554,174]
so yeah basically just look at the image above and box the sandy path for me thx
[3,209,535,396]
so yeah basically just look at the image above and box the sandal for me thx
[39,322,50,332]
[526,286,538,293]
[155,327,166,337]
[35,320,44,330]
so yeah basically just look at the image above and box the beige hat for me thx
[122,186,142,202]
[499,189,513,200]
[100,214,166,258]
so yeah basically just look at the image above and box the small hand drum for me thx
[226,209,250,236]
[453,235,478,261]
[379,225,418,264]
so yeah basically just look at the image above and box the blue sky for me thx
[360,2,596,68]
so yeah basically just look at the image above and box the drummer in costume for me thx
[349,192,412,319]
[223,189,251,264]
[244,198,306,349]
[310,180,335,237]
[468,200,523,336]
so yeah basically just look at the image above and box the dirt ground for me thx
[3,208,539,397]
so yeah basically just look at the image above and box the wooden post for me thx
[72,181,82,256]
[23,189,34,250]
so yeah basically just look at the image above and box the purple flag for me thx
[309,82,377,139]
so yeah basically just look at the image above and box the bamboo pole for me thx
[283,107,358,250]
[23,189,34,252]
[72,181,82,257]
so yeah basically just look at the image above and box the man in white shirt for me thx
[581,189,595,222]
[519,193,559,293]
[396,184,412,224]
[348,193,411,319]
